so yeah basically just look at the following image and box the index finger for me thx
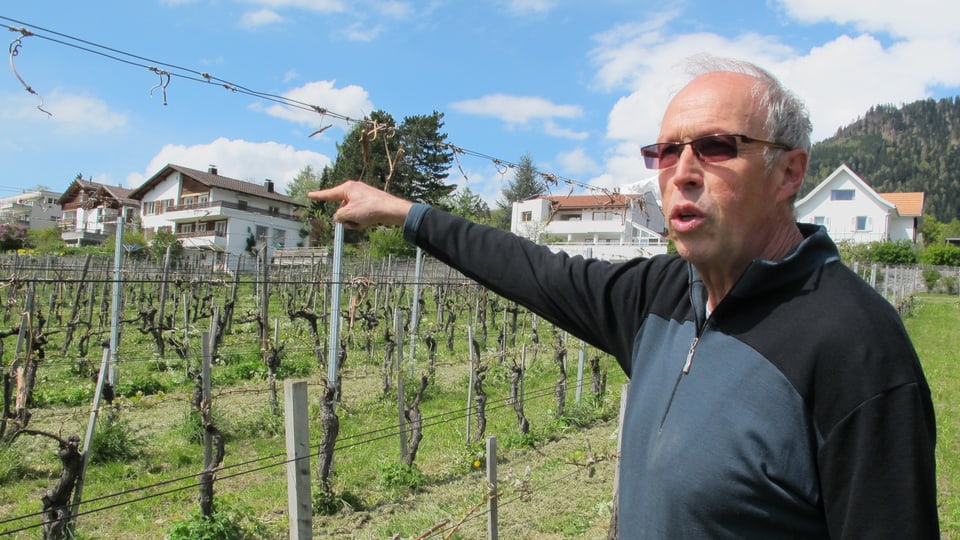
[307,185,346,202]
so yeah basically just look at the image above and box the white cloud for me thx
[253,80,375,129]
[128,137,332,192]
[501,0,555,15]
[239,9,287,29]
[342,21,383,42]
[777,0,960,40]
[587,6,960,189]
[555,147,600,177]
[378,1,415,19]
[0,90,127,135]
[244,0,346,13]
[543,120,589,141]
[450,94,582,124]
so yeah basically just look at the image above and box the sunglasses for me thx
[641,133,792,169]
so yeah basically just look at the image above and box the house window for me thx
[256,225,268,242]
[830,189,855,201]
[521,211,532,222]
[855,216,870,231]
[181,223,194,234]
[214,221,227,235]
[274,229,286,248]
[269,206,280,215]
[197,222,208,232]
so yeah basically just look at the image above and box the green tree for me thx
[286,165,324,206]
[319,110,455,243]
[26,226,65,253]
[920,214,942,247]
[941,218,960,241]
[392,111,456,207]
[150,228,184,263]
[443,186,491,223]
[495,154,545,229]
[103,229,150,260]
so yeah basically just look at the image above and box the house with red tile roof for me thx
[511,191,667,261]
[795,164,924,244]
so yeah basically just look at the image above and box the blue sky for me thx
[1,0,958,205]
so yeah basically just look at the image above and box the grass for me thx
[904,294,960,535]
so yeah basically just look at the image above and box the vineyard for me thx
[0,249,628,539]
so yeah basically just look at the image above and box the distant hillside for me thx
[801,96,960,222]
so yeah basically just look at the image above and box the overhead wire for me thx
[0,15,615,198]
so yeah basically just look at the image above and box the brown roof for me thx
[130,164,302,207]
[536,193,641,209]
[57,178,138,207]
[879,192,924,217]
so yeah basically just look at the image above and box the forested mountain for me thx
[801,96,960,222]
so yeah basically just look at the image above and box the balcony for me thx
[158,201,299,223]
[176,229,227,252]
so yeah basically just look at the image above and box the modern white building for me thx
[0,189,62,230]
[511,191,667,261]
[795,164,923,244]
[129,164,305,267]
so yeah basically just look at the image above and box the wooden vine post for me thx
[198,331,224,518]
[284,379,311,540]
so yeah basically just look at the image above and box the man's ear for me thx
[777,149,808,203]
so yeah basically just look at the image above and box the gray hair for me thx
[683,55,812,171]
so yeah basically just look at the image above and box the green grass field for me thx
[904,294,960,536]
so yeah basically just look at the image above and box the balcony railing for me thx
[157,200,299,222]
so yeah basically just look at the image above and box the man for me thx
[310,56,939,538]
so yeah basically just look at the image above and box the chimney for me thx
[264,179,274,193]
[208,164,218,175]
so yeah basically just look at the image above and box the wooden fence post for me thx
[486,436,498,540]
[609,383,630,539]
[284,380,312,540]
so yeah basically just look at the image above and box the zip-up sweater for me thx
[403,204,938,539]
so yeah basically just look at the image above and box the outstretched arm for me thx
[308,180,414,229]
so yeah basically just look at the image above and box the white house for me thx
[795,164,923,244]
[129,164,305,266]
[0,189,62,230]
[57,178,138,247]
[511,191,667,261]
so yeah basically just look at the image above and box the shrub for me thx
[943,275,958,295]
[369,226,416,259]
[91,413,142,463]
[167,504,265,540]
[922,269,942,292]
[921,244,960,266]
[377,462,428,492]
[870,240,918,264]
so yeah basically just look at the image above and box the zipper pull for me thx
[682,336,699,374]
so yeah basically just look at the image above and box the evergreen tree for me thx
[494,153,545,229]
[393,111,456,207]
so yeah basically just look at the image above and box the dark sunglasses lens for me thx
[693,135,738,162]
[643,143,681,169]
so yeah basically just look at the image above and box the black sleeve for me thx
[403,205,664,370]
[819,380,939,539]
